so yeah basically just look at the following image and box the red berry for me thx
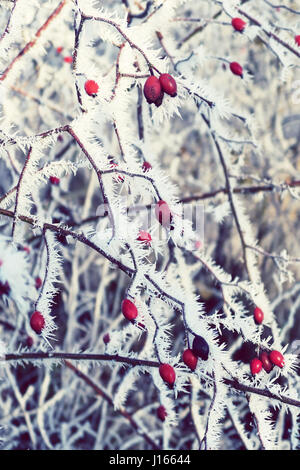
[155,200,173,228]
[269,350,285,368]
[159,363,176,387]
[295,35,300,47]
[230,62,243,77]
[0,280,10,297]
[84,80,99,96]
[121,299,138,321]
[143,76,162,104]
[159,73,177,97]
[50,176,60,185]
[231,17,246,32]
[254,307,264,325]
[142,161,152,172]
[64,56,73,63]
[26,336,33,348]
[23,246,30,254]
[259,352,273,373]
[137,231,152,245]
[56,46,63,54]
[182,349,198,371]
[35,277,42,289]
[250,358,263,375]
[30,311,45,334]
[157,405,167,422]
[103,333,110,344]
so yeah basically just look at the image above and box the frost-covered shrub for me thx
[0,0,299,451]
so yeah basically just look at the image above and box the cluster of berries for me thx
[250,350,284,375]
[143,73,177,107]
[250,306,285,374]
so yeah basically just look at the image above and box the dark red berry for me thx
[0,280,10,297]
[182,349,198,371]
[250,358,262,375]
[159,363,176,387]
[157,405,167,422]
[103,333,110,344]
[254,307,264,325]
[192,336,209,361]
[23,246,30,254]
[56,46,63,54]
[84,80,99,96]
[295,35,300,47]
[143,76,162,104]
[230,62,243,77]
[155,200,173,228]
[30,311,45,334]
[121,299,138,321]
[26,336,33,348]
[35,277,42,289]
[159,73,177,97]
[231,17,246,32]
[142,161,152,172]
[50,176,60,185]
[259,352,273,373]
[269,350,285,368]
[137,231,152,245]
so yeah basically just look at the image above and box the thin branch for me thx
[65,360,160,450]
[0,0,68,81]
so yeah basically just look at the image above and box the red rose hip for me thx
[157,405,167,422]
[230,62,243,77]
[254,307,264,325]
[30,311,45,334]
[155,200,173,228]
[295,35,300,47]
[250,358,262,375]
[143,76,162,104]
[159,74,177,97]
[50,176,60,185]
[35,277,42,289]
[84,80,99,96]
[269,350,285,368]
[121,299,138,321]
[231,17,246,32]
[142,161,152,172]
[103,333,110,344]
[137,231,152,245]
[159,363,176,387]
[259,352,273,373]
[182,349,198,371]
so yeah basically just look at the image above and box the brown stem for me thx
[0,0,68,82]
